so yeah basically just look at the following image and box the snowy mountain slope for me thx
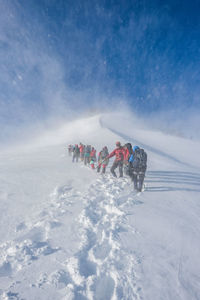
[0,115,117,243]
[101,113,200,169]
[0,113,200,300]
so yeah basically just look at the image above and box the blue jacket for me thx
[129,146,139,162]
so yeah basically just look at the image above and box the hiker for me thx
[97,146,109,174]
[90,147,97,163]
[123,143,133,176]
[129,146,147,191]
[106,141,125,177]
[79,143,85,161]
[90,158,95,169]
[68,144,73,156]
[84,145,91,165]
[72,144,80,162]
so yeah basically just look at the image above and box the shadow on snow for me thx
[145,171,200,192]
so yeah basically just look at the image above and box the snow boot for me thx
[102,167,106,174]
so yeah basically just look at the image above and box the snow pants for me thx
[124,163,132,176]
[110,160,123,177]
[84,154,90,165]
[80,152,84,161]
[97,163,107,174]
[72,153,79,162]
[131,167,146,191]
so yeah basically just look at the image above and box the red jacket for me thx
[124,148,130,161]
[107,147,125,162]
[79,145,84,153]
[90,149,96,157]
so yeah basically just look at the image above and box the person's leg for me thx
[127,163,133,177]
[111,161,118,177]
[102,164,106,174]
[119,161,123,177]
[132,170,138,190]
[124,164,129,176]
[138,170,145,191]
[128,165,133,180]
[97,163,101,172]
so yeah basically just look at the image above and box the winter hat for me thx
[116,141,121,147]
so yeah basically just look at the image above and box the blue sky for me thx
[0,0,200,130]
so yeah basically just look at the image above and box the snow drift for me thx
[0,113,200,300]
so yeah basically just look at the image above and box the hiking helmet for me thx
[133,146,139,152]
[116,141,121,147]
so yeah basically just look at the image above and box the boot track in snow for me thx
[64,175,143,300]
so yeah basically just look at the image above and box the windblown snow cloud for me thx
[0,1,114,144]
[0,0,200,146]
[0,1,72,123]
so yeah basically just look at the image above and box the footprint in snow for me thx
[92,240,111,261]
[49,269,72,289]
[3,291,21,300]
[15,222,27,233]
[0,261,12,277]
[92,275,115,300]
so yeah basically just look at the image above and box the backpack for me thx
[85,145,91,154]
[101,148,108,159]
[126,143,133,155]
[74,146,80,154]
[132,148,147,170]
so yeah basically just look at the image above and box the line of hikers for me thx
[68,144,98,168]
[68,141,147,192]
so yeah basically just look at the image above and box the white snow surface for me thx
[0,113,200,300]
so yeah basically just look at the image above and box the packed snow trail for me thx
[64,174,142,300]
